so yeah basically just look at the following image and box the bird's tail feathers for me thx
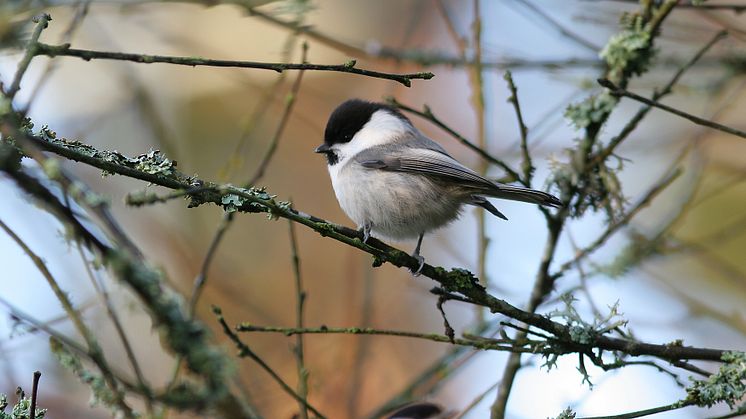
[487,184,562,208]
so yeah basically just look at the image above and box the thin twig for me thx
[246,6,367,57]
[219,25,301,181]
[7,14,51,100]
[189,212,235,316]
[213,307,326,419]
[599,78,746,140]
[503,70,533,185]
[347,261,376,419]
[125,186,213,206]
[29,371,41,419]
[553,168,682,277]
[236,324,527,351]
[0,219,136,418]
[436,296,455,343]
[596,30,728,163]
[165,211,236,392]
[364,342,483,419]
[452,380,499,419]
[597,0,746,12]
[510,0,600,53]
[248,42,308,186]
[74,240,153,414]
[33,42,433,87]
[578,400,693,419]
[288,220,309,419]
[470,0,489,318]
[23,3,91,113]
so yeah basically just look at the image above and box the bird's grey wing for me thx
[406,131,450,155]
[355,144,563,208]
[354,144,497,191]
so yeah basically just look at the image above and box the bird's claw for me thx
[361,222,372,244]
[410,254,425,277]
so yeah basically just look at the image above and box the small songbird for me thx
[315,99,561,274]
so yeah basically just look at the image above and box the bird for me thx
[314,99,561,274]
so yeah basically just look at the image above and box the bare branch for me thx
[503,70,533,186]
[599,78,746,141]
[248,41,308,186]
[212,307,327,419]
[2,131,732,364]
[288,220,309,419]
[33,42,433,87]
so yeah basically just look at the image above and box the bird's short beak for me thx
[314,143,331,153]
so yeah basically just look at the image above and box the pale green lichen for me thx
[686,351,746,408]
[105,250,231,406]
[550,294,627,345]
[600,13,655,80]
[272,0,315,16]
[221,194,246,213]
[547,147,626,220]
[0,391,47,419]
[564,93,617,130]
[551,407,576,419]
[49,338,126,415]
[432,267,483,293]
[131,149,176,176]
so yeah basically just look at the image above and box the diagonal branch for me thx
[553,167,682,278]
[599,78,746,140]
[213,307,326,419]
[1,130,733,364]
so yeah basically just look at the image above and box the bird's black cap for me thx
[320,99,409,148]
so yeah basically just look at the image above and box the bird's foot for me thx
[360,222,372,244]
[410,253,425,277]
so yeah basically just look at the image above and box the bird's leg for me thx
[410,232,425,276]
[361,221,373,244]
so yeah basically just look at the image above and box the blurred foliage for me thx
[0,391,46,419]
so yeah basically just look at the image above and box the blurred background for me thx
[1,0,745,418]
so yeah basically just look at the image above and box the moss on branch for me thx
[0,127,731,365]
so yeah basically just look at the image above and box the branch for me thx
[236,324,531,352]
[3,131,733,365]
[29,371,41,419]
[494,1,682,416]
[248,41,308,185]
[33,42,433,87]
[7,14,51,100]
[288,221,309,419]
[189,212,235,316]
[212,307,326,419]
[578,400,693,419]
[553,167,682,278]
[0,129,245,415]
[0,218,136,418]
[598,78,746,140]
[595,30,728,164]
[597,0,746,12]
[503,70,533,185]
[510,0,600,53]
